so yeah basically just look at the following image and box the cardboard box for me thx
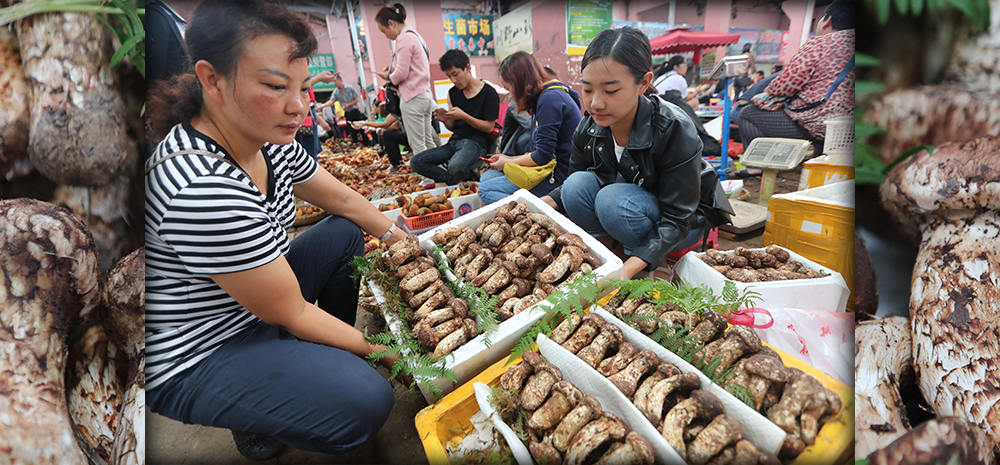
[674,245,851,313]
[763,181,855,311]
[376,189,623,402]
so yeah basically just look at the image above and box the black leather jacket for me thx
[549,95,709,271]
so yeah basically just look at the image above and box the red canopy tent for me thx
[648,28,742,67]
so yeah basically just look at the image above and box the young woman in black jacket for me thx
[542,26,728,280]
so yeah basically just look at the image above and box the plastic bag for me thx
[752,306,854,386]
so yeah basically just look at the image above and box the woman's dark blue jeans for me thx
[147,216,394,455]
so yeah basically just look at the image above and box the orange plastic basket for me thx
[401,207,455,230]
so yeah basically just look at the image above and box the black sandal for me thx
[232,430,288,461]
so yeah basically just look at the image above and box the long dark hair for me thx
[147,1,317,139]
[375,3,406,27]
[581,26,651,84]
[498,51,546,115]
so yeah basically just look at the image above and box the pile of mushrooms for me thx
[601,296,842,461]
[433,201,601,321]
[551,312,793,464]
[700,246,827,282]
[0,199,144,464]
[856,136,1000,463]
[499,351,656,465]
[384,237,477,359]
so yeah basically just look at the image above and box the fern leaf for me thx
[727,383,756,410]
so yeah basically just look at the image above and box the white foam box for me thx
[673,245,850,313]
[376,189,623,403]
[371,183,482,221]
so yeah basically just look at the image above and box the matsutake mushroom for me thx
[0,198,100,464]
[99,247,145,465]
[866,416,994,465]
[855,316,913,458]
[881,136,1000,454]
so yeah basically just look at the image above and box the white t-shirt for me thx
[614,141,626,162]
[654,71,689,96]
[144,124,318,390]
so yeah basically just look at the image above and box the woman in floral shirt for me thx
[737,0,854,146]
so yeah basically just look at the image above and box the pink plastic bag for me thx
[751,307,854,386]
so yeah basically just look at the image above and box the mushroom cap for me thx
[689,389,725,419]
[881,136,1000,242]
[744,353,789,383]
[522,350,543,367]
[463,318,478,339]
[727,325,763,354]
[552,381,583,404]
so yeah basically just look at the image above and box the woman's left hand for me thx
[488,154,509,171]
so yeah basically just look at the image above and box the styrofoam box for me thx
[371,183,483,221]
[375,189,623,403]
[674,245,850,313]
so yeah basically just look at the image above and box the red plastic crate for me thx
[401,207,455,231]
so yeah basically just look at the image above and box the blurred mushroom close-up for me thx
[0,1,145,463]
[856,0,1000,463]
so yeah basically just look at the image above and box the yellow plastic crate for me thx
[798,159,855,190]
[763,181,855,311]
[414,331,853,465]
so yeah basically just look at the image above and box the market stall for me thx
[339,177,854,465]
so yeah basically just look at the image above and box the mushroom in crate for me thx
[383,237,477,359]
[701,246,826,282]
[552,312,781,465]
[497,351,655,465]
[433,201,601,322]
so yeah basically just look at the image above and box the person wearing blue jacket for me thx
[478,51,582,204]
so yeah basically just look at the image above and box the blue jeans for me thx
[478,168,557,204]
[147,216,394,454]
[561,171,705,255]
[409,137,486,185]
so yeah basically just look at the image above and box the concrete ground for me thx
[147,166,805,465]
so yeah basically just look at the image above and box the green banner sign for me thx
[308,54,337,90]
[566,0,612,56]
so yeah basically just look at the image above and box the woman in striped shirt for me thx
[145,1,408,460]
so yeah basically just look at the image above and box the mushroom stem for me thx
[855,316,913,458]
[0,199,100,464]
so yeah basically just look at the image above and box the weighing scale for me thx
[737,137,812,205]
[705,55,750,181]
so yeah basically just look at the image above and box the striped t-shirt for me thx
[144,124,318,391]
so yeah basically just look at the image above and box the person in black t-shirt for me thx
[409,49,499,184]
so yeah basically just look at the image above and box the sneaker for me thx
[387,164,399,174]
[231,430,288,461]
[420,177,436,187]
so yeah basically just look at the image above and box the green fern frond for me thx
[699,356,723,380]
[506,271,601,364]
[727,383,757,410]
[715,364,740,385]
[513,409,529,442]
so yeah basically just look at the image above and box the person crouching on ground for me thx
[540,26,727,280]
[477,51,582,204]
[409,49,499,185]
[145,1,408,460]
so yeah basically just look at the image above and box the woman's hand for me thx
[488,153,511,171]
[539,195,558,210]
[621,256,650,280]
[375,349,413,387]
